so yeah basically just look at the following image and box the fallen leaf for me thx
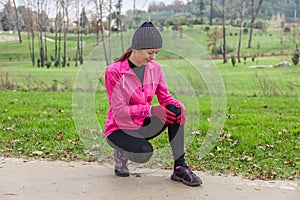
[31,151,43,156]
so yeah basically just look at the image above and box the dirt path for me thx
[0,157,299,200]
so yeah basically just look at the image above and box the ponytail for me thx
[115,47,133,62]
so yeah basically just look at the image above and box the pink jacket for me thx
[104,59,179,137]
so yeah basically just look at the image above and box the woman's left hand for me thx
[175,103,186,125]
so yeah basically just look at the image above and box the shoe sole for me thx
[115,169,130,177]
[171,174,202,187]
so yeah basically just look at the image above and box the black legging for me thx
[107,104,185,166]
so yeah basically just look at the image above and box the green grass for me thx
[182,25,298,56]
[188,96,299,180]
[1,26,298,63]
[0,59,299,180]
[0,27,299,180]
[0,91,298,180]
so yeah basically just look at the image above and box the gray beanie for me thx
[131,22,163,50]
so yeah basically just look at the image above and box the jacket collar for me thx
[120,59,154,74]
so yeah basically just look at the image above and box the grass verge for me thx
[0,91,299,180]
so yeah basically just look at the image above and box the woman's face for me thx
[132,48,160,65]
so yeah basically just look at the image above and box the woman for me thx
[104,21,202,187]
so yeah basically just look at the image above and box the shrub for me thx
[243,56,247,65]
[37,59,41,67]
[46,62,52,68]
[231,55,236,67]
[204,26,210,32]
[284,27,291,33]
[252,54,257,62]
[291,45,300,65]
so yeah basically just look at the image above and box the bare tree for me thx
[209,0,213,25]
[91,0,109,65]
[22,0,36,66]
[116,0,124,53]
[248,0,264,48]
[36,0,46,67]
[12,0,22,43]
[221,0,227,63]
[54,0,61,65]
[75,0,86,66]
[237,0,245,63]
[1,0,14,31]
[61,0,72,67]
[108,0,113,64]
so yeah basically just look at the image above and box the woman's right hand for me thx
[151,105,176,124]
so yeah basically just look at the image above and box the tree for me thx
[207,26,223,55]
[61,0,72,67]
[237,0,245,63]
[116,0,124,53]
[22,1,36,66]
[210,0,213,25]
[1,0,14,31]
[248,0,264,48]
[12,0,22,43]
[36,0,48,67]
[221,0,227,63]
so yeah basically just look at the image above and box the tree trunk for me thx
[222,0,227,63]
[37,0,45,67]
[237,0,245,63]
[58,14,62,67]
[31,26,35,66]
[25,8,35,66]
[44,30,48,62]
[75,20,80,67]
[117,0,124,53]
[248,0,264,48]
[75,0,81,67]
[80,28,83,64]
[12,0,22,43]
[63,4,67,67]
[99,1,109,65]
[108,0,112,64]
[210,0,213,25]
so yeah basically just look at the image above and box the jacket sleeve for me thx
[154,65,180,106]
[105,66,151,128]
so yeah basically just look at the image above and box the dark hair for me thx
[116,47,133,62]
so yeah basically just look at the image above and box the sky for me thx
[122,0,188,13]
[0,0,188,18]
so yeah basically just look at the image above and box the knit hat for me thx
[131,22,163,50]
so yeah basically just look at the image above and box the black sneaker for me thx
[114,149,130,177]
[171,163,202,186]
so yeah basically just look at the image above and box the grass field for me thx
[0,26,299,181]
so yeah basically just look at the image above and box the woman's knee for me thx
[166,104,181,117]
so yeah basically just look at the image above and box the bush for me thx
[37,59,41,67]
[46,62,52,68]
[204,26,210,32]
[291,46,300,65]
[243,56,247,64]
[231,55,236,67]
[284,27,291,33]
[252,54,257,62]
[211,45,234,55]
